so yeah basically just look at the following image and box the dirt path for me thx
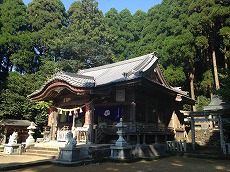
[7,156,230,172]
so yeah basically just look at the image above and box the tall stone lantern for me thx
[110,118,132,160]
[25,122,36,148]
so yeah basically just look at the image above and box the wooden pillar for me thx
[127,134,130,143]
[165,133,168,142]
[209,115,213,129]
[88,102,94,144]
[143,134,146,145]
[155,135,158,143]
[72,114,76,130]
[50,111,57,141]
[137,134,140,145]
[191,115,195,150]
[130,89,136,131]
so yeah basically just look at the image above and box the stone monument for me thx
[110,118,132,160]
[4,132,22,154]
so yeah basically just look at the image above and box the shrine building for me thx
[29,53,195,145]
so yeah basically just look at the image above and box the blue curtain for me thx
[94,106,121,121]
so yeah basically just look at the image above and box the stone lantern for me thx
[110,118,132,160]
[25,122,36,148]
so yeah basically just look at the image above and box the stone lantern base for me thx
[110,145,132,160]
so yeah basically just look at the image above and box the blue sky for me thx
[22,0,162,14]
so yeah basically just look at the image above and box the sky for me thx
[22,0,162,14]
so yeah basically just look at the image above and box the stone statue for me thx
[8,132,18,144]
[65,131,76,148]
[4,131,21,155]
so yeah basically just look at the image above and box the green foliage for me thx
[200,69,214,95]
[0,0,30,86]
[32,101,52,128]
[195,95,210,111]
[0,72,40,120]
[0,68,54,125]
[217,69,230,102]
[163,66,186,87]
[26,0,67,70]
[51,0,114,71]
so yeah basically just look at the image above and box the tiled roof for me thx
[51,71,95,87]
[78,53,157,86]
[31,53,157,97]
[29,71,95,97]
[29,53,192,101]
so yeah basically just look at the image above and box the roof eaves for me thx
[29,71,95,98]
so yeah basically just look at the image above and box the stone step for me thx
[29,146,59,151]
[23,145,60,159]
[23,151,59,159]
[25,148,59,155]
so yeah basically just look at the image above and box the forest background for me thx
[0,0,229,128]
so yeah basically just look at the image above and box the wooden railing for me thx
[96,123,173,136]
[137,124,174,134]
[95,125,105,143]
[57,126,69,142]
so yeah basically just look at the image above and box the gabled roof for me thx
[78,53,158,86]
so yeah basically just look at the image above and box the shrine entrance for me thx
[184,110,229,154]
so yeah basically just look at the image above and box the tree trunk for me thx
[189,72,196,111]
[224,46,228,69]
[212,49,220,90]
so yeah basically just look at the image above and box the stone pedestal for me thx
[58,130,88,162]
[58,146,90,162]
[4,143,22,155]
[110,146,132,160]
[4,131,22,155]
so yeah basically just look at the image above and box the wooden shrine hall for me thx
[29,53,195,145]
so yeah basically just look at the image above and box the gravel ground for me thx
[5,156,230,172]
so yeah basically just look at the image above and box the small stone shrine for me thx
[110,118,132,160]
[4,132,22,154]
